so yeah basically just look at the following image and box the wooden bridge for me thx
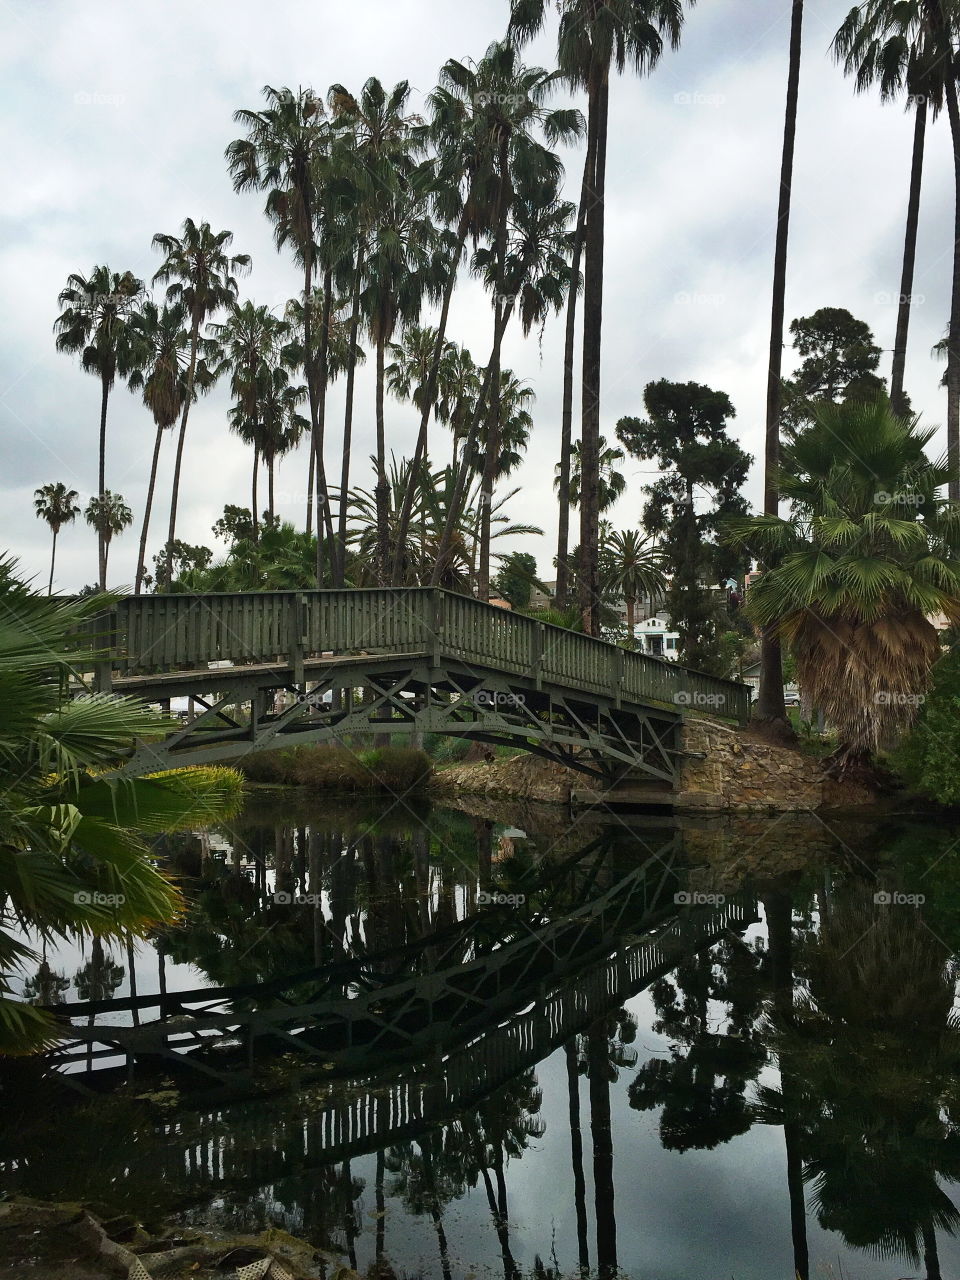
[79,588,750,784]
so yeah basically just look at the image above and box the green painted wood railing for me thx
[76,588,751,722]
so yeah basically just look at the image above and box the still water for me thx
[3,791,960,1280]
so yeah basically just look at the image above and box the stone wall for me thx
[431,716,878,812]
[676,716,876,812]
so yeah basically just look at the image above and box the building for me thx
[632,612,680,659]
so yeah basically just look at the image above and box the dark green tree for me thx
[617,380,751,674]
[781,306,888,437]
[493,551,541,608]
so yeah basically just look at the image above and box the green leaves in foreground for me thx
[0,557,243,1054]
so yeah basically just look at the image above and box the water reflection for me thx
[4,801,960,1278]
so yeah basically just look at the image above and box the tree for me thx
[328,77,433,585]
[836,1,960,500]
[602,529,667,637]
[227,86,337,561]
[555,436,626,514]
[780,306,887,437]
[833,4,950,417]
[617,379,751,673]
[83,491,132,590]
[0,558,241,1052]
[758,0,805,736]
[152,219,250,585]
[726,397,960,774]
[510,0,694,636]
[493,551,541,608]
[53,265,144,588]
[127,300,218,594]
[432,169,578,591]
[210,301,287,544]
[399,41,582,584]
[33,483,80,595]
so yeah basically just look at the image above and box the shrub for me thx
[893,649,960,804]
[236,744,432,793]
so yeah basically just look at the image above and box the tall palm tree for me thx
[227,86,336,560]
[432,170,579,590]
[211,301,287,540]
[603,529,666,636]
[257,363,308,521]
[33,483,80,594]
[510,0,693,635]
[834,0,960,499]
[752,0,805,735]
[152,219,250,585]
[83,491,132,590]
[726,398,960,773]
[834,2,950,416]
[392,42,582,578]
[53,265,144,587]
[326,77,427,585]
[555,435,626,512]
[127,301,218,594]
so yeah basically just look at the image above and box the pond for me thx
[2,790,960,1280]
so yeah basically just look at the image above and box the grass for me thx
[236,743,432,793]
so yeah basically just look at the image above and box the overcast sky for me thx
[1,0,954,591]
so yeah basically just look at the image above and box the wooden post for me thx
[291,592,306,686]
[430,589,443,669]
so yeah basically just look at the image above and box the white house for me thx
[632,612,680,659]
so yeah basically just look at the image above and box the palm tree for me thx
[0,557,241,1052]
[603,529,667,637]
[152,218,250,585]
[127,301,218,594]
[834,3,950,417]
[210,301,287,542]
[53,265,144,587]
[752,0,805,735]
[326,77,428,585]
[227,86,336,560]
[392,43,582,578]
[726,398,960,773]
[432,170,579,590]
[555,435,626,513]
[509,0,693,635]
[834,0,960,499]
[257,363,308,521]
[83,491,132,589]
[33,483,80,594]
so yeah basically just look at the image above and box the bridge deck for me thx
[78,587,750,721]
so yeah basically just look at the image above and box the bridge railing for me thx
[75,587,750,721]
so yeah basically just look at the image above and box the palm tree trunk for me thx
[335,241,366,587]
[478,142,511,603]
[929,0,960,499]
[97,373,110,590]
[135,423,165,595]
[923,1217,942,1280]
[578,75,610,638]
[556,147,592,610]
[165,317,200,588]
[305,432,315,536]
[626,596,635,641]
[375,333,390,585]
[478,330,502,601]
[268,456,275,522]
[392,216,470,579]
[587,1025,617,1280]
[891,98,927,417]
[315,267,335,586]
[765,887,809,1280]
[251,449,260,543]
[566,1040,590,1276]
[430,303,515,586]
[756,0,803,731]
[48,528,57,595]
